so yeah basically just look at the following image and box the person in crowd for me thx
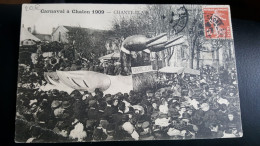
[16,63,242,142]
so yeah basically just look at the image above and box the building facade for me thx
[52,26,70,43]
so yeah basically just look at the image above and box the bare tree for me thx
[210,39,231,71]
[67,26,107,60]
[184,5,204,69]
[112,5,189,68]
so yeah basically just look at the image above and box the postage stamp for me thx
[203,7,233,39]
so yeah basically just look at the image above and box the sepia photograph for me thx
[15,4,242,142]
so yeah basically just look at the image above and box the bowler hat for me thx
[61,101,71,109]
[142,121,150,129]
[89,100,97,107]
[106,124,115,132]
[105,96,113,102]
[51,100,61,109]
[100,120,109,129]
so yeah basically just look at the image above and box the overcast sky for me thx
[21,4,147,34]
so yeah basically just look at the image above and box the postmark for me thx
[203,7,232,39]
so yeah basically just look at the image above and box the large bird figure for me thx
[122,33,167,52]
[148,35,184,52]
[44,71,111,93]
[56,71,111,92]
[121,33,185,53]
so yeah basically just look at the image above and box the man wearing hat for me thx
[51,100,62,110]
[85,118,96,140]
[224,112,242,135]
[146,90,154,99]
[139,121,155,140]
[111,102,125,125]
[171,81,181,97]
[53,107,65,119]
[122,122,139,140]
[36,109,49,127]
[195,123,213,139]
[51,89,60,98]
[61,101,72,119]
[102,95,114,120]
[152,125,164,140]
[95,88,104,98]
[70,90,83,101]
[82,91,91,100]
[61,101,71,109]
[87,100,99,121]
[135,117,145,133]
[151,112,159,122]
[105,124,116,141]
[96,101,106,120]
[225,85,237,98]
[26,126,43,143]
[72,99,85,121]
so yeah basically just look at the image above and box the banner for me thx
[131,65,153,74]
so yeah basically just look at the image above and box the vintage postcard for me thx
[15,4,242,142]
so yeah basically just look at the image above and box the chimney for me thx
[32,25,36,34]
[52,27,56,33]
[27,27,32,33]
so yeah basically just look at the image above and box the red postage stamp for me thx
[203,7,232,39]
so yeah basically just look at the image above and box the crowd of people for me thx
[20,44,125,82]
[16,62,242,142]
[39,45,123,76]
[48,57,122,76]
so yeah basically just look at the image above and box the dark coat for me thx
[87,107,99,120]
[72,100,84,119]
[111,112,124,125]
[102,106,114,121]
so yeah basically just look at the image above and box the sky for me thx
[21,4,147,34]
